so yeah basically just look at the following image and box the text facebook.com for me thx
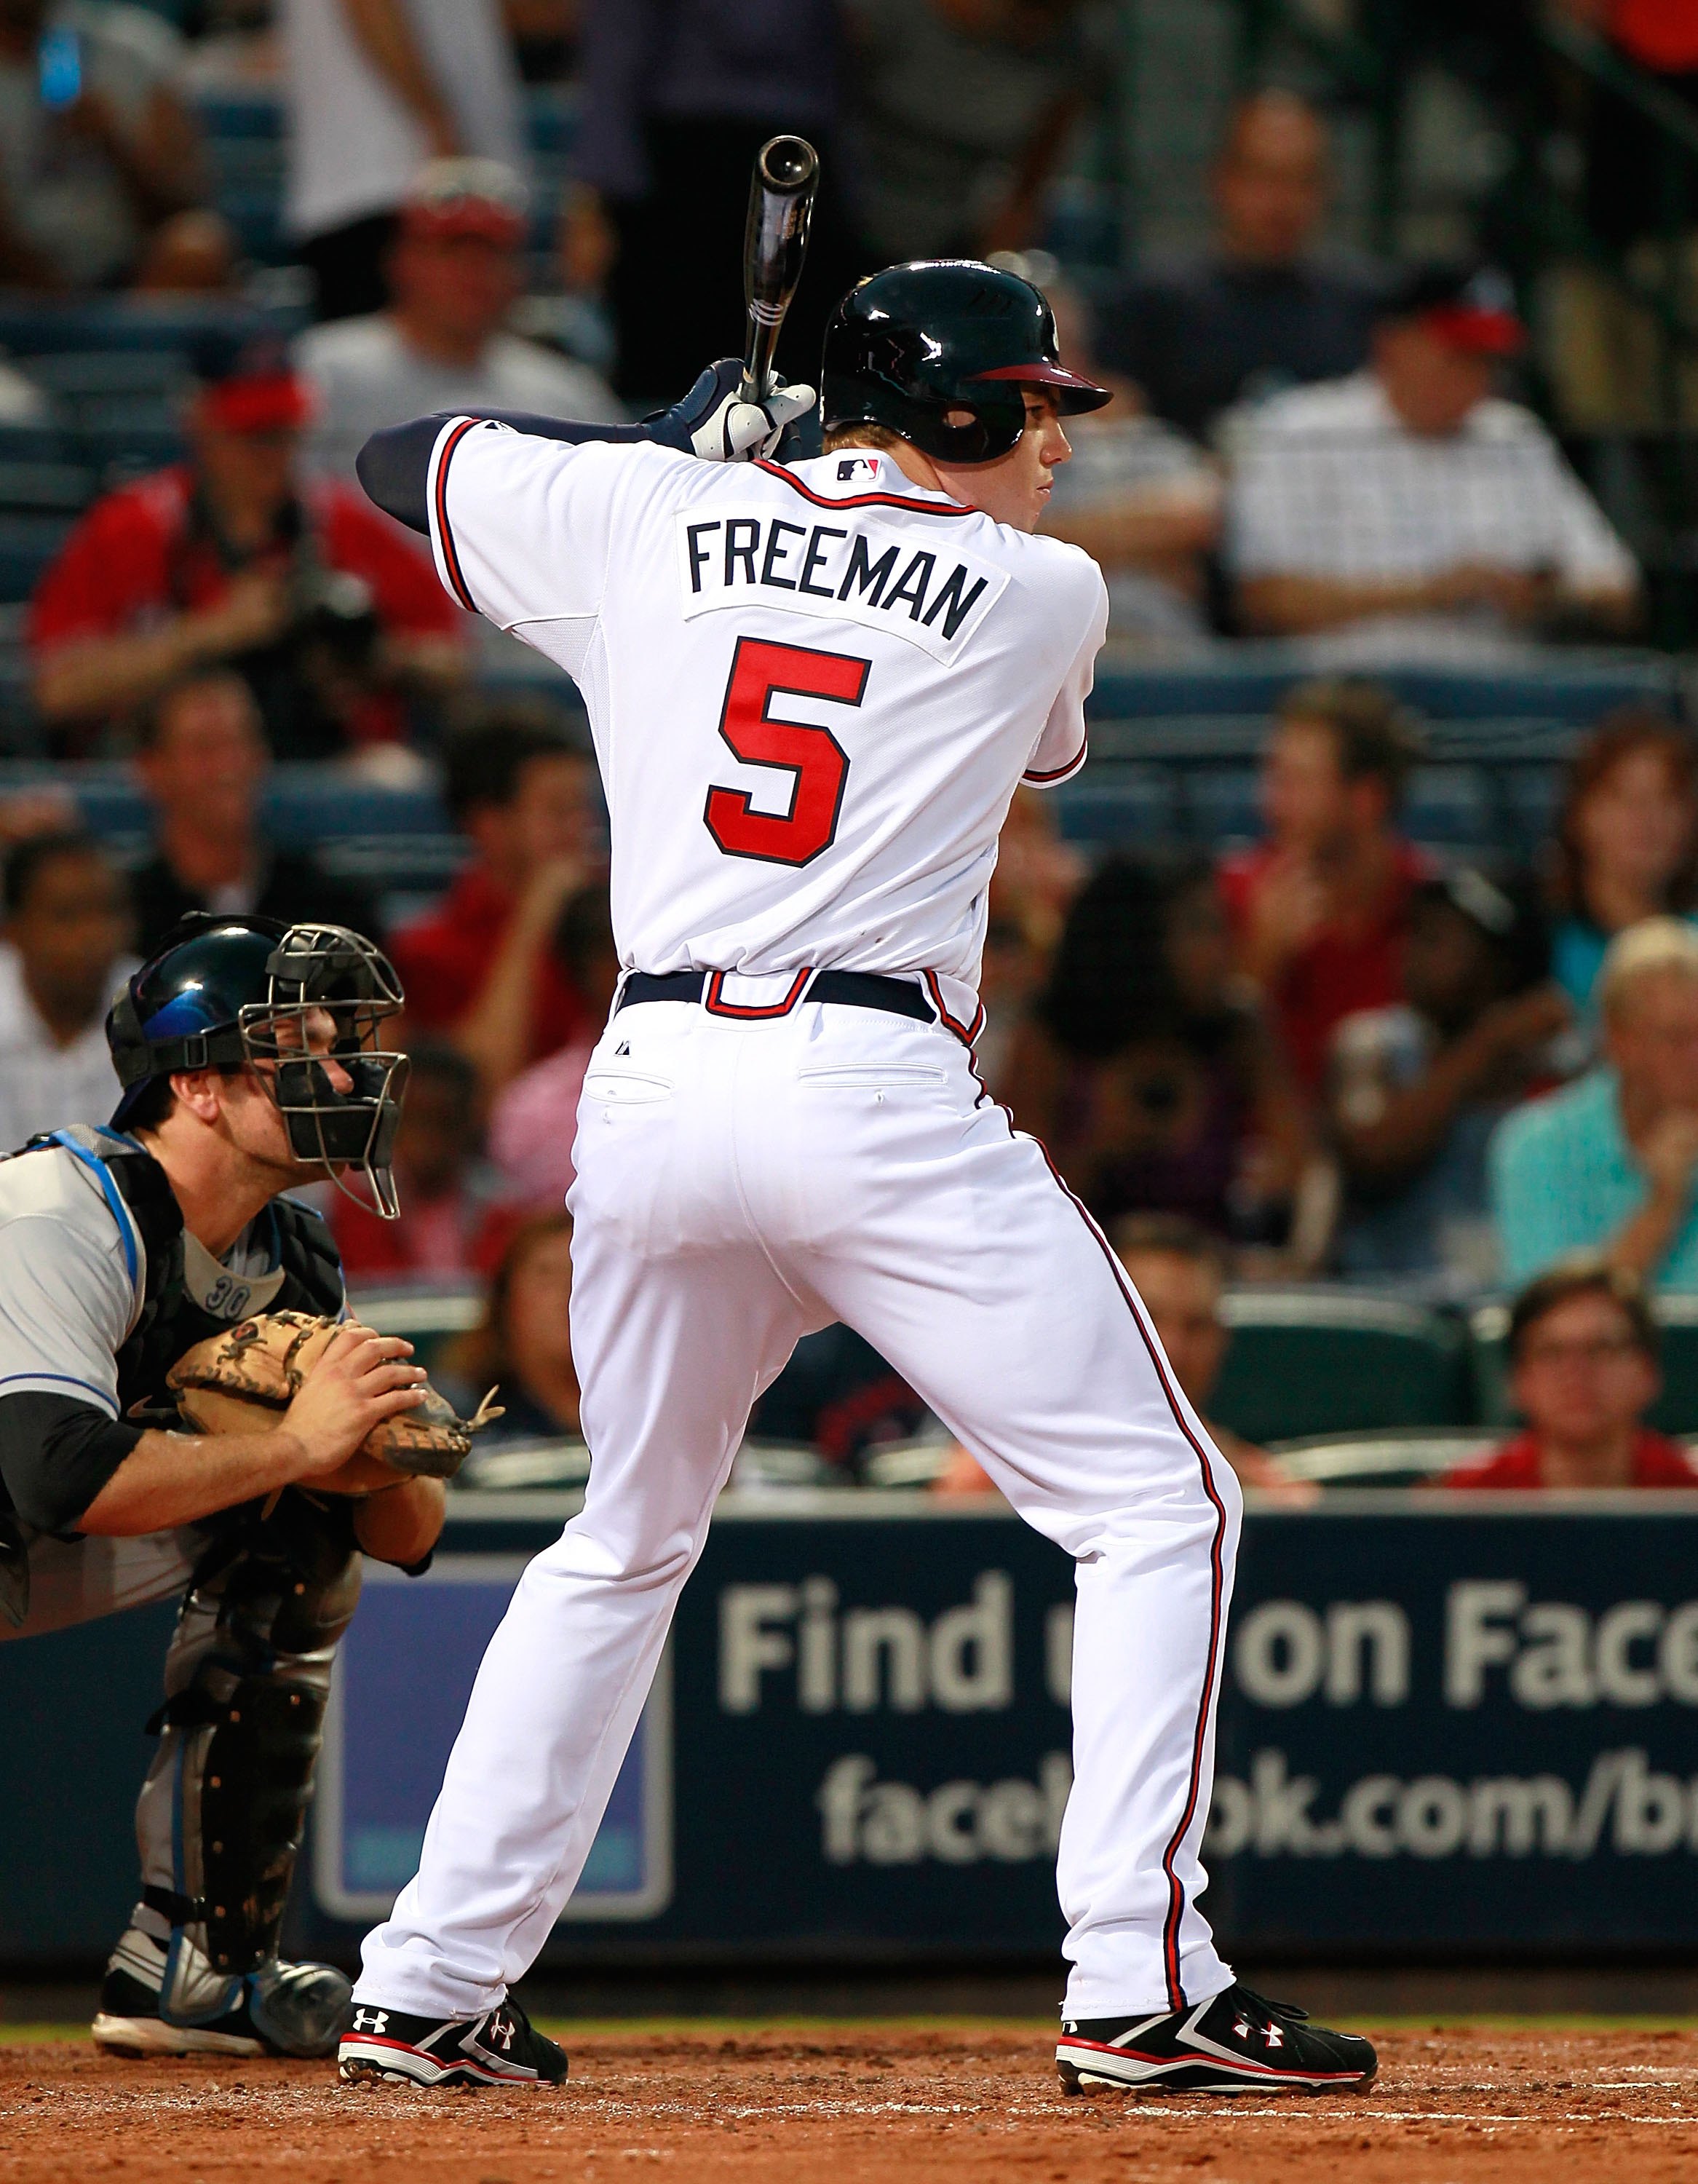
[1207,1747,1698,1861]
[715,1572,1698,1870]
[808,1747,1698,1868]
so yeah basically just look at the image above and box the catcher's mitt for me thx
[166,1310,501,1481]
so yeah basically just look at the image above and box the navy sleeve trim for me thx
[355,414,440,535]
[357,409,671,539]
[753,460,972,518]
[432,417,481,612]
[1023,739,1088,787]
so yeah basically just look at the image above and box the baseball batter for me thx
[342,263,1377,2097]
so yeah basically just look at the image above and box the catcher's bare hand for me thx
[283,1324,429,1477]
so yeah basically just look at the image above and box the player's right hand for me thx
[651,359,817,462]
[282,1324,429,1476]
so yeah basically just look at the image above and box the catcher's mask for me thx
[106,913,410,1219]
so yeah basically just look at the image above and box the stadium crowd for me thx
[0,0,1696,1489]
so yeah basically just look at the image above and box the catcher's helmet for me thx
[821,259,1111,465]
[106,912,410,1219]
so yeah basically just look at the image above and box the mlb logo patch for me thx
[836,456,880,483]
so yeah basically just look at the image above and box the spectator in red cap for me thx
[1443,1258,1698,1490]
[1226,262,1642,664]
[298,158,621,489]
[29,328,466,760]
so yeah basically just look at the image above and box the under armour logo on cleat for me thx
[351,2008,389,2033]
[1263,2025,1285,2048]
[486,2012,516,2052]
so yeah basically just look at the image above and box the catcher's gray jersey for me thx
[0,1139,293,1420]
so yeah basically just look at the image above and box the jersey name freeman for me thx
[676,507,1009,662]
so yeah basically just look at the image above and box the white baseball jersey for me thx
[424,429,1108,989]
[360,425,1244,2041]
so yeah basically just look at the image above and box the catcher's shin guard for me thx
[130,1497,361,1993]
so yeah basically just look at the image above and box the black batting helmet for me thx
[821,260,1111,465]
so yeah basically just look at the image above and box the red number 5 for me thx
[704,636,870,867]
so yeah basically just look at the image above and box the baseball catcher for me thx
[0,912,476,2059]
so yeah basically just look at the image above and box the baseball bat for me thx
[740,134,819,406]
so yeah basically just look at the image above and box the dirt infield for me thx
[4,2021,1698,2184]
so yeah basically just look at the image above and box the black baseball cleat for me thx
[1056,1984,1376,2095]
[338,1997,568,2089]
[92,1923,351,2059]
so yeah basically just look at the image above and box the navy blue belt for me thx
[617,968,935,1024]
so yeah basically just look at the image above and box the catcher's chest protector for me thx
[27,1127,345,1417]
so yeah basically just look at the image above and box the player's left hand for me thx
[652,359,817,462]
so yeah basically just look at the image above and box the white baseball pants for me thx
[358,981,1241,2021]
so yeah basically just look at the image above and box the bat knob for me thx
[759,135,818,194]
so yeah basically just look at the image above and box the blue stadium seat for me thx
[477,652,589,713]
[216,186,289,264]
[1090,662,1298,721]
[0,654,41,756]
[1180,767,1261,844]
[1212,1288,1472,1443]
[76,397,187,476]
[1088,653,1678,725]
[525,178,568,253]
[1049,768,1175,847]
[194,91,284,140]
[53,768,450,845]
[1422,714,1585,762]
[525,87,581,155]
[23,350,190,400]
[0,514,75,602]
[1504,768,1563,854]
[264,772,448,841]
[1042,177,1120,269]
[0,423,69,465]
[54,774,146,842]
[0,299,279,357]
[344,1283,485,1373]
[0,462,96,515]
[207,138,286,194]
[1403,764,1493,849]
[1379,661,1676,723]
[13,765,469,908]
[1087,714,1268,764]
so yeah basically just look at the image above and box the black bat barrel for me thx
[742,135,819,401]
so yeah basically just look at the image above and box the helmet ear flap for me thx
[107,984,150,1091]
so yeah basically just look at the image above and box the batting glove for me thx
[648,360,817,462]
